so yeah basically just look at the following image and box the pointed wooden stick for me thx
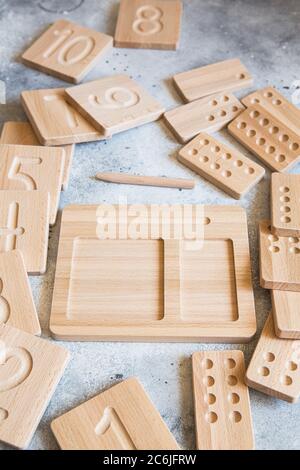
[95,172,195,189]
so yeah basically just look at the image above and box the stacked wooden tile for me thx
[165,58,267,199]
[230,88,300,404]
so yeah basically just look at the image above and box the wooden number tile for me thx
[51,378,179,450]
[228,105,300,172]
[178,132,265,199]
[242,87,300,137]
[22,19,113,83]
[0,121,74,191]
[0,144,64,225]
[0,324,69,448]
[65,75,165,136]
[114,0,182,50]
[50,204,256,342]
[174,58,253,102]
[164,93,244,144]
[192,350,254,450]
[0,190,50,274]
[0,251,40,335]
[246,313,300,403]
[21,88,105,146]
[272,290,300,339]
[259,220,300,291]
[271,173,300,236]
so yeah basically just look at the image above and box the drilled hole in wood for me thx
[247,129,256,137]
[269,126,279,134]
[279,134,289,142]
[280,196,290,203]
[289,247,300,254]
[259,118,269,126]
[205,393,216,405]
[269,245,280,253]
[225,358,236,369]
[210,163,220,170]
[251,98,260,104]
[229,411,242,423]
[227,375,238,386]
[222,153,232,160]
[264,91,273,98]
[280,186,290,193]
[245,167,255,174]
[222,95,229,102]
[288,237,299,243]
[202,358,214,369]
[204,376,215,387]
[266,146,275,154]
[188,148,198,156]
[238,73,246,79]
[281,216,291,223]
[263,352,275,362]
[210,99,218,106]
[280,375,293,386]
[199,155,209,163]
[268,235,279,242]
[287,361,297,371]
[280,206,291,213]
[250,110,260,119]
[199,138,209,145]
[228,392,240,404]
[232,105,238,112]
[290,142,299,151]
[258,366,270,376]
[257,137,266,145]
[218,110,227,117]
[222,170,232,178]
[205,411,218,424]
[211,145,220,153]
[272,99,282,105]
[234,160,243,167]
[238,121,247,129]
[207,115,215,121]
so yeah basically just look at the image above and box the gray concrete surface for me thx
[0,0,300,451]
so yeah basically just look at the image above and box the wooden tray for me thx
[51,378,179,450]
[50,204,256,342]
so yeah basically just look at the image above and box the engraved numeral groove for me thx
[43,28,95,65]
[0,202,25,252]
[95,406,136,449]
[0,341,33,392]
[132,5,163,36]
[43,94,79,128]
[0,279,10,325]
[88,87,140,110]
[8,157,42,190]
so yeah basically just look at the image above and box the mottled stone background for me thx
[0,0,299,450]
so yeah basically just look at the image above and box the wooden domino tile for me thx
[164,93,244,143]
[22,19,113,83]
[242,87,300,137]
[246,313,300,403]
[271,173,300,237]
[272,290,300,340]
[50,204,256,342]
[21,88,105,146]
[0,144,64,225]
[0,251,40,335]
[192,350,254,450]
[178,132,265,199]
[0,324,69,448]
[174,58,253,102]
[259,220,300,291]
[0,121,74,191]
[228,105,300,172]
[65,74,165,137]
[51,378,179,450]
[114,0,182,50]
[0,190,50,274]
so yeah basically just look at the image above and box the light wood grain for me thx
[242,87,300,136]
[0,190,50,274]
[228,105,300,172]
[21,88,105,146]
[51,377,179,450]
[164,93,244,143]
[192,350,254,450]
[95,172,195,189]
[271,173,300,236]
[0,144,64,225]
[259,220,300,291]
[0,323,69,448]
[114,0,182,50]
[272,290,300,339]
[0,121,74,191]
[246,313,300,403]
[50,204,256,342]
[65,74,165,136]
[178,132,265,199]
[22,19,113,83]
[0,250,40,335]
[174,58,253,102]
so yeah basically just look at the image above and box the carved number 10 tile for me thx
[22,19,113,83]
[114,0,182,50]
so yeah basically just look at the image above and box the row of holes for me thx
[258,351,298,386]
[277,186,293,225]
[187,140,256,176]
[250,89,282,106]
[202,357,242,424]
